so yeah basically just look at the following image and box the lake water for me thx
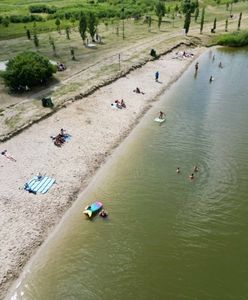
[7,47,248,300]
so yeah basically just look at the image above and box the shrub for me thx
[216,30,248,47]
[2,51,56,92]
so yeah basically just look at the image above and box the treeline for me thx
[0,14,43,24]
[29,5,57,14]
[216,30,248,46]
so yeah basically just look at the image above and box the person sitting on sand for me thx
[189,173,194,180]
[121,99,126,108]
[133,87,145,95]
[159,111,165,119]
[1,150,16,162]
[176,167,180,174]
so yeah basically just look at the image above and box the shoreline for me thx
[0,45,205,299]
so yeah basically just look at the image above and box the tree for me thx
[88,12,98,41]
[2,51,56,91]
[79,12,87,44]
[33,32,39,48]
[195,7,199,22]
[70,48,76,60]
[225,18,228,32]
[212,17,217,33]
[71,17,76,29]
[200,7,205,34]
[155,1,165,29]
[26,29,31,40]
[2,17,9,27]
[55,18,61,33]
[182,0,197,34]
[65,26,70,39]
[49,35,56,56]
[238,12,242,30]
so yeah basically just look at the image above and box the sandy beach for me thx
[0,45,204,299]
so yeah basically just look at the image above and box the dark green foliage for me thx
[26,29,31,40]
[2,51,56,91]
[8,15,43,23]
[216,30,248,47]
[2,17,10,27]
[79,12,87,42]
[88,12,98,40]
[200,7,205,34]
[29,5,57,14]
[155,1,166,29]
[184,11,191,34]
[65,26,70,39]
[71,48,76,60]
[33,32,39,47]
[225,18,228,32]
[238,12,242,30]
[49,36,56,56]
[182,0,196,34]
[195,7,199,22]
[55,18,61,33]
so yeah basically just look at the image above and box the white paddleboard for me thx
[154,117,165,123]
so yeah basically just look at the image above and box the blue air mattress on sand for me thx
[24,176,55,194]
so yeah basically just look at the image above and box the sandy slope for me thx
[0,46,204,299]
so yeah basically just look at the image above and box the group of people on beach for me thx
[112,99,126,109]
[51,128,69,147]
[176,165,199,181]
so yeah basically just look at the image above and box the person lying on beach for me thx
[1,150,16,162]
[133,87,145,94]
[115,100,123,109]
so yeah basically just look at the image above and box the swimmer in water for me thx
[189,173,194,180]
[176,167,180,174]
[193,166,199,172]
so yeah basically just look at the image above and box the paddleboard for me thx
[154,117,165,123]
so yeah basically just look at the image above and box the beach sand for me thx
[0,46,204,299]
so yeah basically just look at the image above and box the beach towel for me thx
[24,176,56,194]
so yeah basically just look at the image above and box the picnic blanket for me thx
[24,176,56,194]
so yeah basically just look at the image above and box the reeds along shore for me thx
[0,46,204,299]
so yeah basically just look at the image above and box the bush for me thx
[2,51,56,92]
[29,5,57,14]
[216,30,248,47]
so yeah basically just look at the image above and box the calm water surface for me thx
[8,47,248,300]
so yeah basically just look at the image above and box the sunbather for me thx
[1,150,16,162]
[121,99,126,108]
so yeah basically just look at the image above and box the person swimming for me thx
[209,76,214,83]
[193,166,199,172]
[176,167,180,174]
[99,209,108,218]
[189,173,194,180]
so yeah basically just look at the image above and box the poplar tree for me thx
[65,26,70,39]
[79,12,87,44]
[225,18,228,32]
[200,7,205,34]
[26,29,31,40]
[33,32,39,48]
[55,18,61,33]
[155,1,165,30]
[88,12,98,41]
[237,12,242,30]
[182,0,197,34]
[195,7,199,22]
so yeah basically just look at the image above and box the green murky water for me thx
[8,47,248,300]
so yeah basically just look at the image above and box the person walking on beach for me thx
[155,71,159,82]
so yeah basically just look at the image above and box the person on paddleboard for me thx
[159,111,165,119]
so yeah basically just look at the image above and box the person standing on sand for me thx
[155,71,159,82]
